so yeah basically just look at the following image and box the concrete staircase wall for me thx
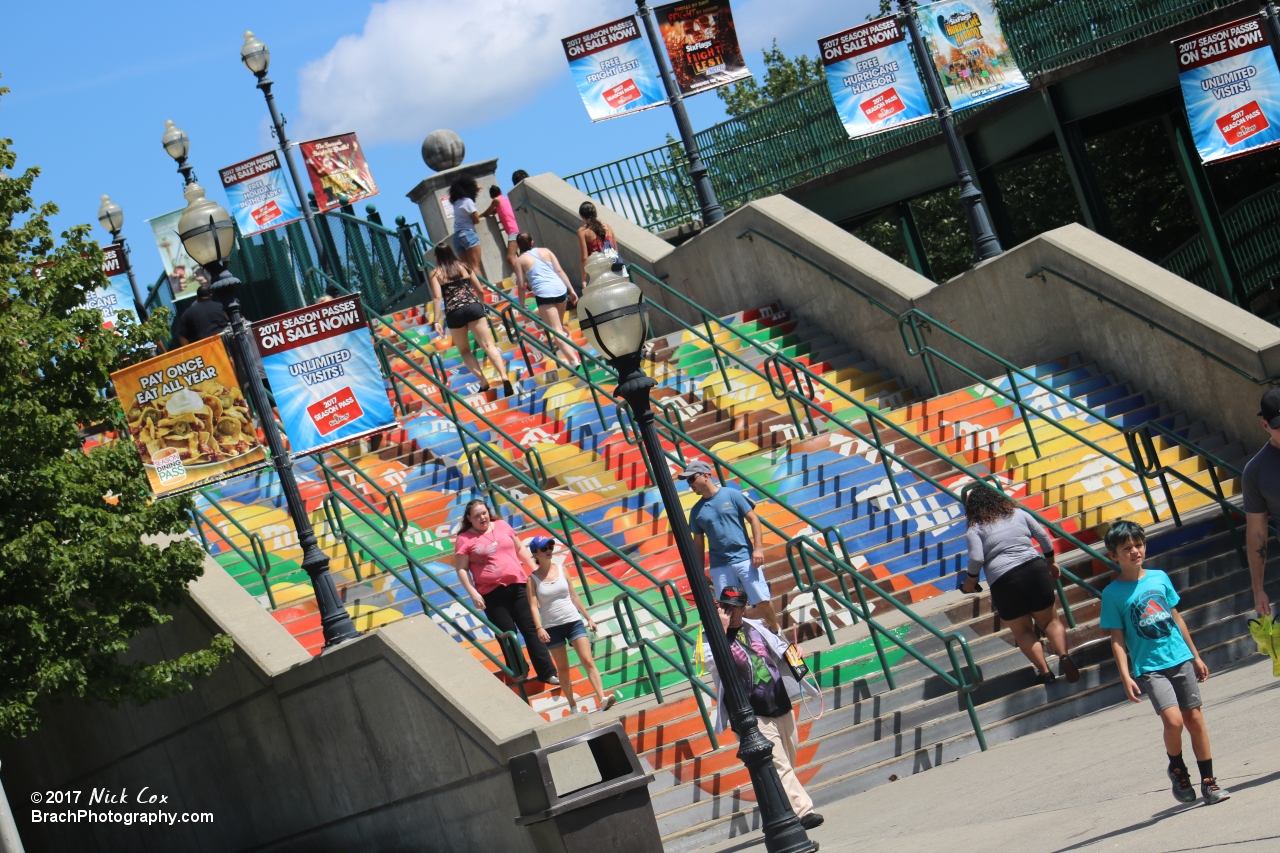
[1,539,586,853]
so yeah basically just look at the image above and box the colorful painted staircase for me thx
[189,274,1262,852]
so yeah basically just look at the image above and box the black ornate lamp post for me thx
[96,194,148,319]
[898,0,1002,262]
[634,0,725,228]
[161,120,197,186]
[240,31,333,278]
[176,181,359,647]
[578,264,815,853]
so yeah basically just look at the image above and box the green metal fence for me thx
[1161,180,1280,315]
[563,0,1233,233]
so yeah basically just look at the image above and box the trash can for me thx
[510,720,662,853]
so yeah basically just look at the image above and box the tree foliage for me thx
[0,95,231,739]
[716,40,824,119]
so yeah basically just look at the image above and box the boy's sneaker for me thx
[1168,766,1197,803]
[1201,778,1231,805]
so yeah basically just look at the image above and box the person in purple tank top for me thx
[481,184,521,289]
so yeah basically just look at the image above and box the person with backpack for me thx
[704,585,823,829]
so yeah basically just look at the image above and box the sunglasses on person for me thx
[535,543,555,554]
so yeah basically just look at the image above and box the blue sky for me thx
[4,0,874,288]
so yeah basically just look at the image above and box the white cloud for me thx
[296,0,632,145]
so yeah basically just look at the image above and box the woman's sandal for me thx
[1034,670,1057,685]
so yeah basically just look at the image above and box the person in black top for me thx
[177,286,229,346]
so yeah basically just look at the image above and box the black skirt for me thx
[989,557,1056,620]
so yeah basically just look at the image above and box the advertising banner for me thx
[111,336,267,497]
[653,0,751,97]
[298,133,378,213]
[819,17,933,139]
[563,16,667,122]
[1176,16,1280,163]
[916,0,1027,110]
[251,294,397,455]
[218,151,302,236]
[89,244,139,330]
[146,207,206,297]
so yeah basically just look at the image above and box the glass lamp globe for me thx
[162,120,190,161]
[241,31,270,75]
[97,194,124,234]
[177,183,235,266]
[577,262,647,360]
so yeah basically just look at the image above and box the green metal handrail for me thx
[1027,265,1280,385]
[897,306,1162,521]
[376,338,722,741]
[321,487,530,683]
[191,503,276,609]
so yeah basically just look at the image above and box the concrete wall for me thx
[2,541,586,853]
[513,174,1280,451]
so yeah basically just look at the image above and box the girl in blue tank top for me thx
[515,233,581,369]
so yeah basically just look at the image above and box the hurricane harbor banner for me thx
[1176,16,1280,163]
[820,17,932,139]
[654,0,750,96]
[111,336,267,497]
[916,0,1027,110]
[251,294,397,456]
[219,150,302,236]
[298,132,378,213]
[563,16,666,121]
[89,244,138,330]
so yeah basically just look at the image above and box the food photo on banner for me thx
[654,0,750,96]
[219,150,303,236]
[146,207,208,297]
[251,294,397,456]
[563,15,667,121]
[819,16,933,139]
[1175,16,1280,163]
[916,0,1027,110]
[110,336,267,497]
[298,132,378,213]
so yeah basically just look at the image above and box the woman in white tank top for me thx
[527,535,616,713]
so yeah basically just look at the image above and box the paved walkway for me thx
[702,656,1280,853]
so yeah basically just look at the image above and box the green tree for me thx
[0,99,231,739]
[717,40,824,118]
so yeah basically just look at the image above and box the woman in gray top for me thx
[960,482,1079,685]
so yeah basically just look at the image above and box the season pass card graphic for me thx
[1176,15,1280,163]
[252,294,397,455]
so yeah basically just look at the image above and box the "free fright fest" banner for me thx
[819,16,933,140]
[218,150,303,236]
[1176,16,1280,163]
[563,16,667,122]
[251,294,397,456]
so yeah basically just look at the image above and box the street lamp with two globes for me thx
[577,265,816,853]
[175,181,359,647]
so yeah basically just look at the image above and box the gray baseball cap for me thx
[677,459,713,480]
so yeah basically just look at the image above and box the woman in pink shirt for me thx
[481,185,522,290]
[454,499,559,684]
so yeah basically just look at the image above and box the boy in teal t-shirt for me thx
[1101,521,1229,806]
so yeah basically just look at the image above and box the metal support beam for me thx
[896,201,934,280]
[1163,113,1248,308]
[1042,87,1114,237]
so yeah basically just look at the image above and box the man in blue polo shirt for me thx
[680,459,778,633]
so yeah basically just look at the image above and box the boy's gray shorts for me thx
[1139,660,1201,713]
